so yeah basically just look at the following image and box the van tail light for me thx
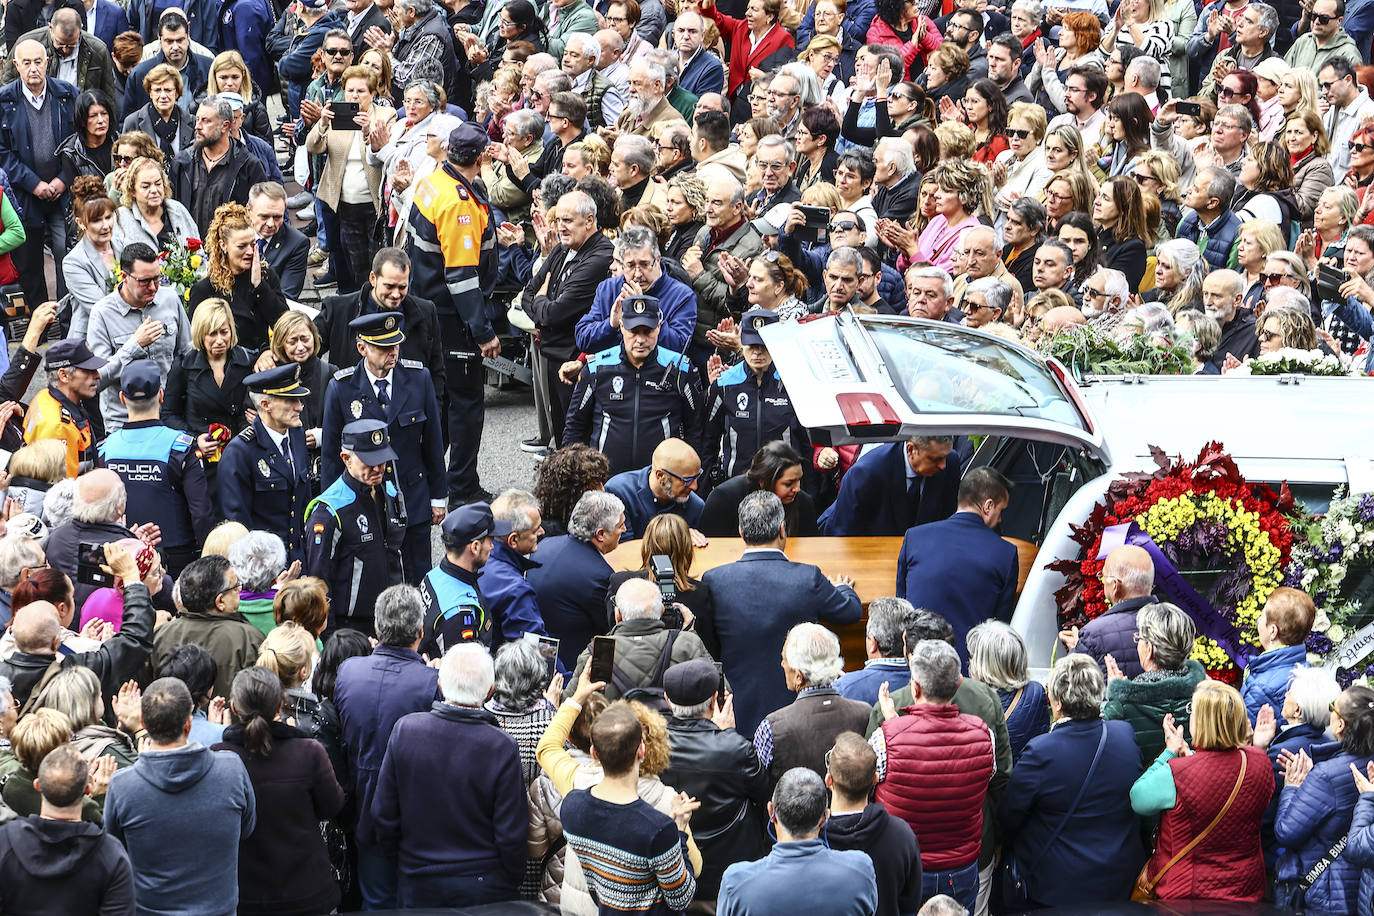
[836,393,902,438]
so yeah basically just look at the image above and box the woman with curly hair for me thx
[665,174,706,262]
[1028,10,1103,113]
[188,202,286,352]
[915,158,988,273]
[866,0,939,78]
[532,444,611,538]
[921,41,972,110]
[112,155,196,252]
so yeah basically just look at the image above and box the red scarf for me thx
[1290,145,1314,167]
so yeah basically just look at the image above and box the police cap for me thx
[441,501,513,545]
[120,359,162,400]
[244,363,311,398]
[739,308,780,346]
[349,311,406,347]
[342,418,398,464]
[622,294,662,330]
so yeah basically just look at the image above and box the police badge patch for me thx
[351,400,363,419]
[257,459,270,478]
[357,515,369,534]
[737,392,749,411]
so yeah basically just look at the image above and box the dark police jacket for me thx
[419,557,492,655]
[321,359,446,528]
[704,361,809,480]
[562,344,704,476]
[219,418,311,563]
[305,470,406,622]
[315,285,446,393]
[99,420,214,553]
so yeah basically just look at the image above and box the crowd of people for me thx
[0,0,1370,910]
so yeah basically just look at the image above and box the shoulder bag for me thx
[996,721,1109,911]
[1132,750,1248,902]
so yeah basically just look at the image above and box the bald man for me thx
[0,543,153,710]
[604,438,707,544]
[1040,305,1087,335]
[42,469,164,611]
[1059,544,1158,679]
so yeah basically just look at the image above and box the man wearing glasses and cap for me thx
[305,418,407,636]
[24,338,107,478]
[321,311,446,584]
[563,294,704,477]
[219,363,313,564]
[405,121,502,507]
[419,501,508,653]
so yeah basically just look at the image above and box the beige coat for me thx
[615,95,687,138]
[306,117,384,212]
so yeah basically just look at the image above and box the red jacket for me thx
[702,6,795,100]
[1148,747,1273,901]
[875,704,993,870]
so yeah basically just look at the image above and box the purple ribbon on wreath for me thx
[1097,522,1255,670]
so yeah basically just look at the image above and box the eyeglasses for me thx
[1132,171,1157,183]
[1259,329,1279,342]
[1045,191,1072,202]
[659,467,700,486]
[114,154,134,165]
[128,274,162,287]
[606,14,628,22]
[1355,143,1373,153]
[1261,272,1293,285]
[1006,128,1032,139]
[829,220,858,232]
[323,47,352,56]
[1313,12,1338,23]
[758,160,789,172]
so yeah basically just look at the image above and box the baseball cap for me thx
[120,359,162,400]
[45,339,107,371]
[447,122,489,160]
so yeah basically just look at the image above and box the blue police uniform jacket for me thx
[305,470,406,623]
[704,361,809,480]
[562,344,705,476]
[99,419,213,552]
[321,358,446,527]
[420,556,493,655]
[218,418,312,563]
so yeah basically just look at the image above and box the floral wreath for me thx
[1287,489,1374,685]
[1228,348,1347,377]
[1048,443,1296,683]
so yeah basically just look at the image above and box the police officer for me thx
[419,501,509,655]
[321,311,446,585]
[98,360,214,576]
[704,308,810,483]
[24,339,106,478]
[305,419,407,637]
[219,364,313,564]
[405,121,501,507]
[562,295,705,476]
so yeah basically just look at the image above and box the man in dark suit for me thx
[522,189,616,445]
[3,9,119,112]
[0,40,79,305]
[700,490,862,738]
[248,181,309,298]
[895,467,1019,661]
[819,436,960,537]
[315,247,444,388]
[320,312,447,585]
[342,0,391,59]
[525,490,627,669]
[872,137,921,226]
[85,0,133,53]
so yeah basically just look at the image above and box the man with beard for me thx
[1202,268,1259,369]
[1078,266,1129,324]
[615,56,682,137]
[604,438,706,540]
[766,68,804,138]
[170,95,267,235]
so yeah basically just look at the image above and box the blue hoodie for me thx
[104,743,256,916]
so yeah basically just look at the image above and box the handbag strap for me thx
[1298,834,1349,893]
[1020,721,1109,873]
[1003,688,1025,720]
[1143,750,1249,895]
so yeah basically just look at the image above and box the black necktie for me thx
[281,438,295,483]
[376,379,389,407]
[907,476,923,523]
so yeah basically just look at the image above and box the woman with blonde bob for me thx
[1129,680,1274,901]
[35,665,137,768]
[207,50,271,140]
[268,310,336,477]
[164,297,255,466]
[6,439,69,516]
[999,653,1147,907]
[188,203,287,352]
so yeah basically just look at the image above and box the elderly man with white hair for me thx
[1079,266,1130,322]
[872,137,921,224]
[227,531,293,637]
[754,622,872,783]
[44,468,162,611]
[615,56,680,137]
[370,641,528,908]
[571,576,711,700]
[562,32,625,129]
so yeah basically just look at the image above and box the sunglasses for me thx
[1218,86,1240,98]
[1313,12,1338,23]
[1355,143,1373,153]
[1006,127,1032,139]
[829,220,858,232]
[323,47,352,57]
[1259,329,1279,342]
[1261,272,1293,285]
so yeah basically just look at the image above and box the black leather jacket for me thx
[660,715,771,898]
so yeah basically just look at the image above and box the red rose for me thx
[187,238,202,251]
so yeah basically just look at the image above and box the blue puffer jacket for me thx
[1242,644,1307,726]
[1073,596,1158,680]
[1346,792,1374,916]
[1275,740,1374,914]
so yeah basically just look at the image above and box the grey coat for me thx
[112,201,198,253]
[63,236,121,339]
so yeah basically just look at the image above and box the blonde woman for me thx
[164,297,255,457]
[188,203,286,352]
[561,135,611,179]
[308,65,385,294]
[5,440,67,516]
[1234,218,1286,306]
[993,101,1048,225]
[112,155,196,252]
[208,50,271,140]
[1042,123,1098,197]
[1043,169,1096,231]
[269,310,335,475]
[1278,69,1321,124]
[257,621,321,715]
[1132,149,1184,237]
